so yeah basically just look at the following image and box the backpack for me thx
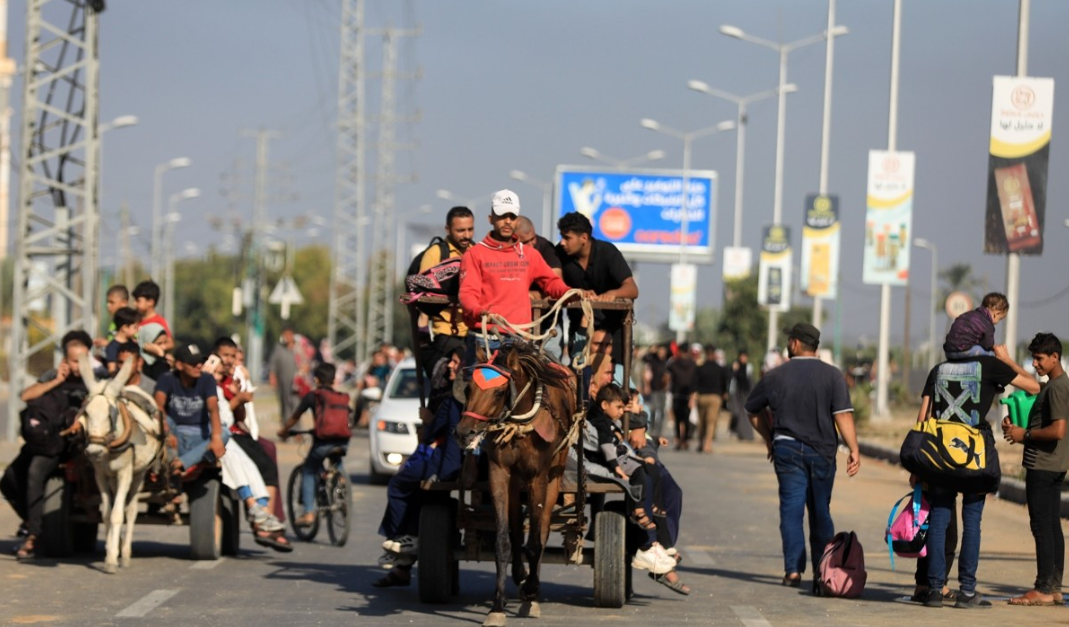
[885,485,929,570]
[817,531,867,598]
[313,388,353,440]
[401,237,461,321]
[20,389,76,457]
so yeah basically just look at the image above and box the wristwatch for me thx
[1024,429,1032,443]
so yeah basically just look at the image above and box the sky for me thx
[7,0,1069,350]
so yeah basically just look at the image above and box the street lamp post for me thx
[686,81,795,249]
[913,238,938,373]
[640,118,736,344]
[152,157,192,281]
[164,188,200,323]
[579,147,666,170]
[509,170,552,238]
[720,21,848,352]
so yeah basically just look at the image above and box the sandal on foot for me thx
[649,571,691,595]
[254,529,293,553]
[15,537,36,560]
[630,508,656,530]
[1009,590,1057,606]
[782,573,802,587]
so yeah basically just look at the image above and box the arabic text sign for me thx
[862,150,915,286]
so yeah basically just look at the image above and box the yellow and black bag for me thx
[899,417,1001,494]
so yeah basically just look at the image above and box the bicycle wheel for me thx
[325,471,351,547]
[287,465,319,542]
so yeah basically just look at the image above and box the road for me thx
[0,431,1064,626]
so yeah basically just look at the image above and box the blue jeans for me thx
[773,439,836,576]
[301,440,348,515]
[175,423,229,470]
[926,489,985,594]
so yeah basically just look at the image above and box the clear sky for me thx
[7,0,1069,349]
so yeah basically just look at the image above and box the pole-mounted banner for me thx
[984,75,1054,255]
[758,225,791,312]
[800,194,840,299]
[863,150,915,286]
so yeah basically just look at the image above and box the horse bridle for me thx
[462,362,543,425]
[79,393,135,454]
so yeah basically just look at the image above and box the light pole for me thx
[579,147,666,170]
[686,81,795,249]
[152,157,192,281]
[914,238,938,372]
[509,170,553,238]
[640,118,736,344]
[720,21,848,352]
[164,188,200,324]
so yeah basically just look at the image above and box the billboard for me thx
[668,263,697,333]
[800,194,840,299]
[757,225,791,312]
[984,75,1054,255]
[554,167,718,263]
[862,150,915,286]
[722,246,752,281]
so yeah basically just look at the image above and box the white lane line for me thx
[681,545,716,567]
[731,605,773,627]
[189,557,225,570]
[116,589,180,618]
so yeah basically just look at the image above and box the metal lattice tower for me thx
[7,0,100,439]
[327,0,368,364]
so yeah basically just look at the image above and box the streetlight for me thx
[152,157,192,280]
[92,114,138,335]
[164,188,200,323]
[579,147,666,170]
[914,238,938,372]
[720,21,848,352]
[509,170,553,237]
[686,80,796,248]
[641,117,736,344]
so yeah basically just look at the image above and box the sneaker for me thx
[631,544,675,575]
[954,591,992,609]
[377,551,416,569]
[384,535,418,555]
[924,589,944,608]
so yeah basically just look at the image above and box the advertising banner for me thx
[668,263,698,332]
[757,225,791,312]
[554,167,718,263]
[862,150,915,286]
[722,246,752,281]
[984,76,1054,255]
[800,194,840,298]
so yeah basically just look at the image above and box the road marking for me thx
[116,589,179,618]
[731,605,773,627]
[189,558,225,570]
[681,545,716,567]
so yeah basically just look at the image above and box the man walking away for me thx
[695,344,730,453]
[643,344,670,439]
[268,325,300,425]
[745,323,860,593]
[1004,333,1068,607]
[667,344,698,450]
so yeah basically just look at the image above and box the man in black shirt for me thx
[515,216,564,360]
[643,344,670,438]
[555,212,637,365]
[729,351,755,440]
[695,344,730,453]
[667,345,699,450]
[745,323,860,591]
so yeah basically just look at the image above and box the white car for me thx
[368,357,425,483]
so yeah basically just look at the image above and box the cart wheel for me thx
[418,502,456,604]
[221,488,241,556]
[188,477,223,560]
[41,476,73,557]
[593,508,626,608]
[287,465,319,541]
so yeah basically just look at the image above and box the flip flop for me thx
[649,571,691,595]
[254,529,294,553]
[1008,590,1057,606]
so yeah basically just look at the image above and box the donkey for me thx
[455,340,577,627]
[71,355,164,573]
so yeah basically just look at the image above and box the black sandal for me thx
[16,536,36,560]
[254,529,293,553]
[630,508,656,530]
[650,571,691,595]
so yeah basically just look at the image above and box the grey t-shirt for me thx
[1024,372,1069,473]
[269,343,297,392]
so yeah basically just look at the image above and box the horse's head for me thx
[455,347,528,449]
[81,355,136,460]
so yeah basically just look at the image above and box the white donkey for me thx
[70,355,163,573]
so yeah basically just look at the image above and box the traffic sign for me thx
[945,291,974,320]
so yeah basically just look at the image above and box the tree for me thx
[938,263,984,310]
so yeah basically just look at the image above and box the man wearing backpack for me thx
[278,362,352,528]
[413,206,474,381]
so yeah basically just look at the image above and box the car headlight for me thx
[376,420,410,435]
[385,453,404,466]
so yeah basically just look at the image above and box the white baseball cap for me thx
[491,189,521,216]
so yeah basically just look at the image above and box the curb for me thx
[859,438,1069,518]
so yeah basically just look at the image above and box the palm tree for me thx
[937,263,984,311]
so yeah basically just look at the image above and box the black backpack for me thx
[20,388,77,457]
[401,237,462,321]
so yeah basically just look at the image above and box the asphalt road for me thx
[0,431,1066,627]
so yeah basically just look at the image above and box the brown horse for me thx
[455,340,577,627]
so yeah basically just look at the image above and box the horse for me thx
[69,355,164,573]
[455,339,578,627]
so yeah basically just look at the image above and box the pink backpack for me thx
[818,531,867,598]
[885,486,929,570]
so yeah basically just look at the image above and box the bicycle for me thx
[285,430,351,546]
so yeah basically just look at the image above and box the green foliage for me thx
[850,383,872,427]
[937,263,983,311]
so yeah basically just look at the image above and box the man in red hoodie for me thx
[459,189,585,361]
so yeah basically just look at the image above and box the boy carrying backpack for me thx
[278,362,352,527]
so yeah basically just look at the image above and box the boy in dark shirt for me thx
[942,292,1008,359]
[104,307,140,374]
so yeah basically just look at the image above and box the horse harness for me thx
[463,358,574,447]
